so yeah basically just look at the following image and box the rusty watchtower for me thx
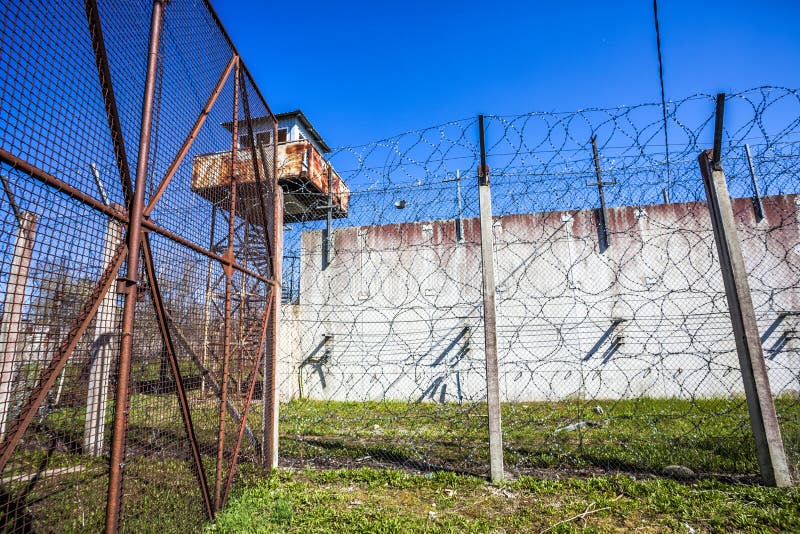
[187,108,348,413]
[191,109,349,224]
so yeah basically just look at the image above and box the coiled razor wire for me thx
[278,87,799,480]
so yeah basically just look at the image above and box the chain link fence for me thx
[1,0,280,531]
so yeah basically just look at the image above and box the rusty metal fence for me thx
[277,87,799,486]
[1,0,280,531]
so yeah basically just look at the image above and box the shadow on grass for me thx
[281,436,486,477]
[0,451,49,533]
[0,434,63,532]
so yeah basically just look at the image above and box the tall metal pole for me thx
[215,58,240,511]
[324,163,332,269]
[699,94,792,487]
[455,169,464,243]
[238,222,249,392]
[744,144,766,222]
[477,115,504,483]
[590,135,610,250]
[105,1,165,531]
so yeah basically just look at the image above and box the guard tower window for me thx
[239,129,287,148]
[255,131,271,146]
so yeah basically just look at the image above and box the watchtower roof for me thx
[223,109,331,153]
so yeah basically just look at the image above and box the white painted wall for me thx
[278,195,800,403]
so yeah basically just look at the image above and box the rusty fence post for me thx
[477,115,504,483]
[215,57,240,512]
[0,209,36,441]
[105,0,166,531]
[699,93,793,487]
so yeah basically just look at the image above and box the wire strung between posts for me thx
[277,86,800,481]
[653,0,671,197]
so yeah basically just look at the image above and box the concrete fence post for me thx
[477,115,504,483]
[263,186,283,469]
[0,210,37,441]
[698,93,793,487]
[84,209,124,456]
[201,205,217,396]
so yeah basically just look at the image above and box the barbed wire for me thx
[279,86,799,480]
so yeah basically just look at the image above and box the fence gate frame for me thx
[0,0,283,530]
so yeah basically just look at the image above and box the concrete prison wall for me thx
[278,194,800,403]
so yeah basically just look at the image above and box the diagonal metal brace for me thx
[221,292,273,508]
[141,234,214,520]
[85,0,134,205]
[145,54,238,216]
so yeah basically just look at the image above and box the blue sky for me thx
[217,2,797,148]
[215,0,800,151]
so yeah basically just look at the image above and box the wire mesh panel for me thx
[480,88,799,479]
[484,101,747,478]
[0,1,126,530]
[0,174,120,531]
[0,0,279,531]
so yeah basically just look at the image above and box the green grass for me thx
[278,395,799,477]
[35,393,800,477]
[208,467,800,533]
[0,452,208,533]
[3,393,797,531]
